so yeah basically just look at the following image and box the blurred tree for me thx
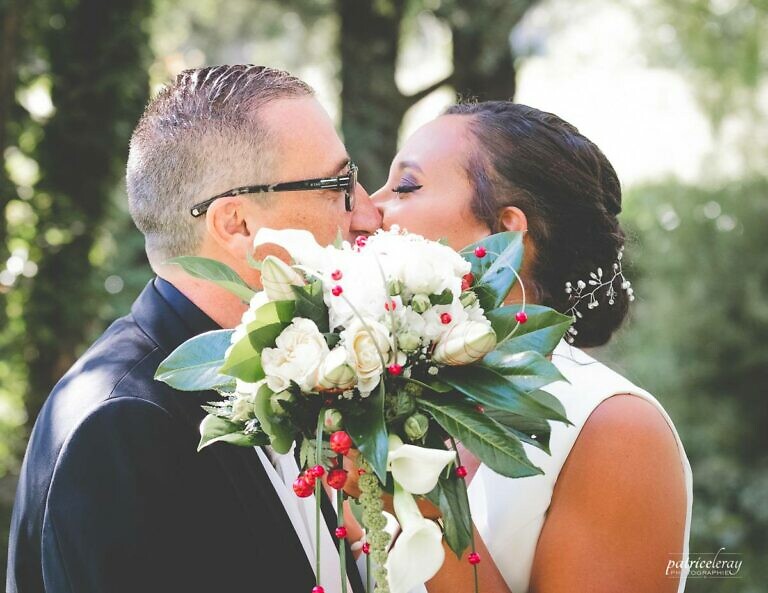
[439,0,538,101]
[21,0,152,423]
[603,178,768,591]
[338,0,541,187]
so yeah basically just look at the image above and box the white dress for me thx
[467,338,693,592]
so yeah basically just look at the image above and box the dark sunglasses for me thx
[190,162,358,217]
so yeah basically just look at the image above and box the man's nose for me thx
[350,183,383,234]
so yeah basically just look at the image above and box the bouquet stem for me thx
[336,466,348,593]
[451,437,480,593]
[315,413,324,588]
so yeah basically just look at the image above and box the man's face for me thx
[250,96,380,247]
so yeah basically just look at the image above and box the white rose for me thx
[431,319,497,366]
[316,346,356,390]
[261,318,329,392]
[342,317,392,395]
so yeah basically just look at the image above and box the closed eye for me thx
[392,184,422,195]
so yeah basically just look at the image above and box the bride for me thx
[369,101,693,593]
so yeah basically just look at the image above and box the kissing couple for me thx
[8,65,692,593]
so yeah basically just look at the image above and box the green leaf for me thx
[246,250,263,270]
[426,475,472,558]
[440,364,569,424]
[429,288,453,306]
[333,228,345,249]
[528,389,568,421]
[483,409,552,455]
[166,256,255,303]
[155,329,237,392]
[345,380,388,482]
[292,279,329,333]
[487,304,573,356]
[218,332,264,382]
[482,350,567,393]
[197,414,268,451]
[419,399,542,478]
[460,232,524,310]
[253,382,296,454]
[218,300,296,382]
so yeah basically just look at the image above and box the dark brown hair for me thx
[445,101,629,347]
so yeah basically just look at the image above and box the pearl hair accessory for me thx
[563,245,634,344]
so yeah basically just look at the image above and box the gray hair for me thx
[126,65,314,262]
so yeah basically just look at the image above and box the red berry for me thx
[387,364,403,376]
[293,476,313,498]
[303,472,316,488]
[335,526,348,539]
[312,587,325,593]
[440,312,452,325]
[357,468,366,476]
[362,542,371,554]
[331,269,343,281]
[309,465,325,478]
[384,300,397,311]
[461,273,474,291]
[327,468,348,489]
[331,285,343,297]
[468,552,481,565]
[456,465,468,478]
[476,405,485,413]
[329,431,353,455]
[474,246,487,258]
[355,235,368,248]
[515,311,528,323]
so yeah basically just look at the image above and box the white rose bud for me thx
[459,290,477,308]
[317,346,356,391]
[322,408,344,433]
[260,255,305,301]
[397,331,421,353]
[431,320,497,366]
[404,413,430,441]
[411,293,431,314]
[343,317,392,395]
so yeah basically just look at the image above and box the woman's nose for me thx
[370,185,390,218]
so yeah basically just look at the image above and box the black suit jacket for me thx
[6,277,364,593]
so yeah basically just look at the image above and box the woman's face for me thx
[371,115,492,251]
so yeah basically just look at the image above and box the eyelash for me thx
[391,183,422,195]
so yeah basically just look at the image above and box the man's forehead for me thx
[260,97,348,175]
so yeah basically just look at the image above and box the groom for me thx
[7,65,381,593]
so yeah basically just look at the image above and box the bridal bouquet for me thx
[155,227,573,593]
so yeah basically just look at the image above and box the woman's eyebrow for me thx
[397,159,423,173]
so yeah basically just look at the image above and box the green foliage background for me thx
[1,0,766,590]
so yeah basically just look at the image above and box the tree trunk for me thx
[23,0,152,424]
[337,0,452,189]
[442,0,540,102]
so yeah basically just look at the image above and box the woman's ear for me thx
[498,206,528,232]
[205,197,254,257]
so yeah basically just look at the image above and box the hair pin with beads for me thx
[563,246,634,344]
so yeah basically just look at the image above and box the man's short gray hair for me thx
[126,65,313,262]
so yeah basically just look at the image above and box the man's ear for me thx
[498,206,528,232]
[204,197,254,256]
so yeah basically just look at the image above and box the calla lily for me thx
[387,435,455,495]
[253,228,331,271]
[385,481,446,593]
[260,255,305,301]
[432,320,497,366]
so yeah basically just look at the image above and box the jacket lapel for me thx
[131,279,318,586]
